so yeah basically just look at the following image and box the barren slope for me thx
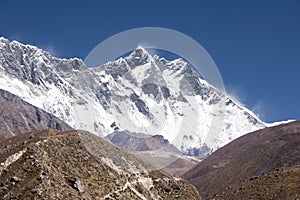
[0,129,200,199]
[183,121,300,199]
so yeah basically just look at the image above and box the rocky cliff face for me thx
[0,89,72,137]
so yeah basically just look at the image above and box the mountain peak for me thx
[124,46,153,67]
[126,46,189,69]
[0,36,7,42]
[0,37,9,48]
[129,45,152,58]
[0,36,38,51]
[136,45,149,53]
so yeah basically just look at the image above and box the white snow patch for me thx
[0,149,26,175]
[100,157,123,174]
[266,119,296,127]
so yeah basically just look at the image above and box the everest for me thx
[0,37,266,156]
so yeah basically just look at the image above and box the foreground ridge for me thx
[0,129,200,199]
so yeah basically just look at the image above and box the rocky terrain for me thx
[0,129,201,199]
[213,165,300,199]
[183,120,300,199]
[0,89,72,137]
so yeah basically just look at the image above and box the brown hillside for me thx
[183,121,300,199]
[0,129,201,199]
[212,164,300,199]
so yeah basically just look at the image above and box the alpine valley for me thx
[0,37,271,157]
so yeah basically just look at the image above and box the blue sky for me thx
[0,0,299,122]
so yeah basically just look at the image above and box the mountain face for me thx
[105,131,180,153]
[183,121,300,199]
[0,37,266,156]
[105,131,199,176]
[0,89,72,137]
[0,129,200,199]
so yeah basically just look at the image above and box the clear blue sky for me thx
[0,0,299,122]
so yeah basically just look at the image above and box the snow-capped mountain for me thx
[0,37,266,156]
